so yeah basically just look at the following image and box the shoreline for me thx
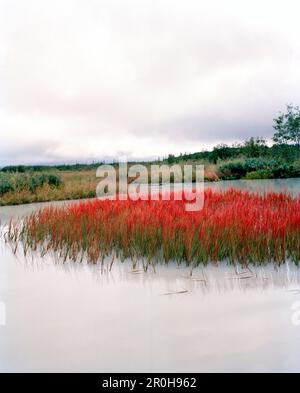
[1,176,300,207]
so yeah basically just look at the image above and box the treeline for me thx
[0,162,104,173]
[167,103,300,165]
[165,138,300,180]
[2,139,300,174]
[166,139,300,165]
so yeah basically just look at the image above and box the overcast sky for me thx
[1,0,300,165]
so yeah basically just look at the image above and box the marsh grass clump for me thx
[6,189,300,268]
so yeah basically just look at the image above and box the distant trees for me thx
[211,144,235,163]
[0,162,105,173]
[243,137,267,158]
[273,104,300,147]
[167,154,176,164]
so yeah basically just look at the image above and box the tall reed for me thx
[7,189,300,267]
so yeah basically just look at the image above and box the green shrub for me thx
[28,174,45,192]
[219,158,300,180]
[272,163,300,178]
[0,172,63,196]
[219,161,249,179]
[0,174,15,195]
[245,170,274,180]
[47,173,62,187]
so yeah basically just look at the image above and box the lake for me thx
[1,178,300,372]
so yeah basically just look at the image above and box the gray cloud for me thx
[0,0,300,165]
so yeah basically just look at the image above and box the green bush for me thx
[219,158,300,180]
[47,174,62,187]
[27,173,62,192]
[272,163,300,178]
[0,172,63,196]
[245,170,274,180]
[219,161,249,179]
[0,174,15,195]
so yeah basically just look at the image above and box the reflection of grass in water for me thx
[2,235,300,293]
[5,188,300,268]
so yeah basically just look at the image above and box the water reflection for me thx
[1,178,300,372]
[207,177,300,196]
[1,240,300,372]
[158,177,300,196]
[4,241,300,296]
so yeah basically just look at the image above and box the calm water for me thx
[0,178,300,372]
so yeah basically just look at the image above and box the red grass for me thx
[9,188,300,266]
